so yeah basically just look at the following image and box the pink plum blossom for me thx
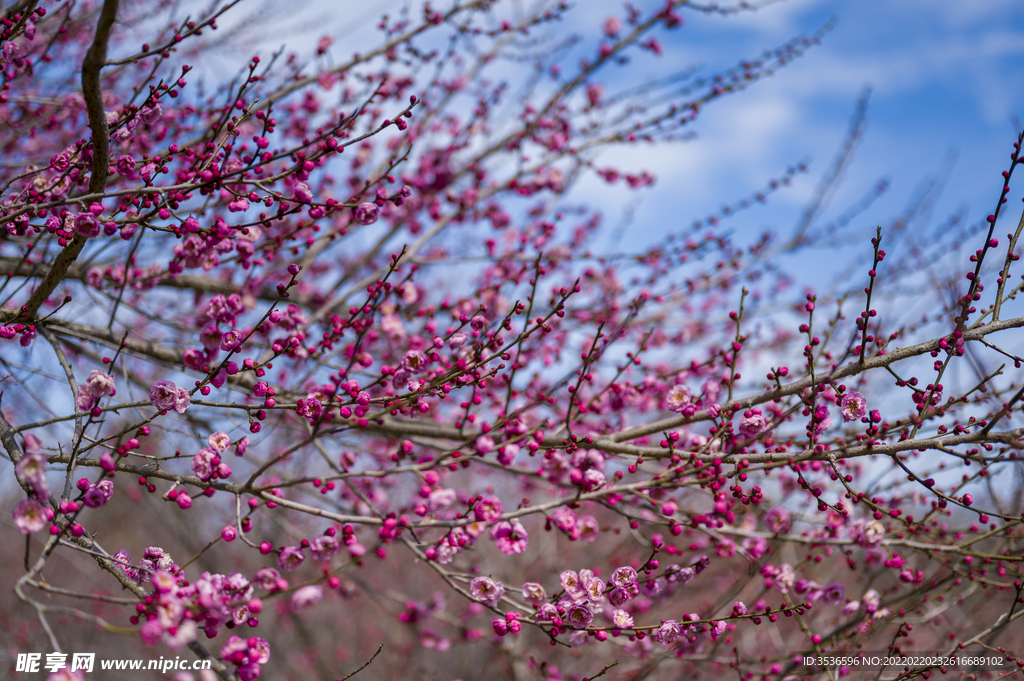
[291,585,323,611]
[149,379,191,413]
[13,498,47,533]
[839,390,867,422]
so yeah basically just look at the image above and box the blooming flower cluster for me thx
[469,576,505,607]
[121,545,270,678]
[15,443,49,500]
[13,498,48,533]
[74,370,116,412]
[149,379,191,413]
[219,635,271,681]
[2,0,1021,677]
[848,518,886,548]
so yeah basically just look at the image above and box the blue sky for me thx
[580,0,1024,282]
[216,0,1024,292]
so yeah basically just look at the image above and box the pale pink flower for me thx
[560,570,584,598]
[642,578,664,597]
[862,519,885,546]
[849,518,885,548]
[73,370,115,412]
[655,620,680,644]
[448,332,468,349]
[475,435,495,454]
[565,602,594,627]
[666,565,695,584]
[191,448,217,481]
[75,384,98,411]
[293,182,313,203]
[550,506,577,531]
[774,563,795,594]
[536,603,558,621]
[152,569,176,593]
[522,582,546,601]
[13,498,47,533]
[862,589,880,613]
[666,384,691,412]
[22,433,43,453]
[497,444,519,466]
[380,313,406,339]
[86,369,115,398]
[310,535,341,561]
[581,468,605,490]
[577,515,600,542]
[739,413,768,439]
[150,379,190,413]
[839,390,867,422]
[433,536,458,564]
[228,198,249,213]
[612,608,634,628]
[83,477,114,503]
[474,496,503,522]
[253,568,281,590]
[490,520,528,555]
[584,577,605,603]
[1,40,21,63]
[248,637,270,664]
[469,576,504,606]
[220,635,248,660]
[611,566,637,588]
[427,488,456,512]
[208,432,231,452]
[765,507,791,533]
[163,620,197,649]
[701,377,721,406]
[812,404,832,437]
[277,546,305,572]
[140,618,163,645]
[742,535,769,559]
[15,450,49,498]
[291,585,323,612]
